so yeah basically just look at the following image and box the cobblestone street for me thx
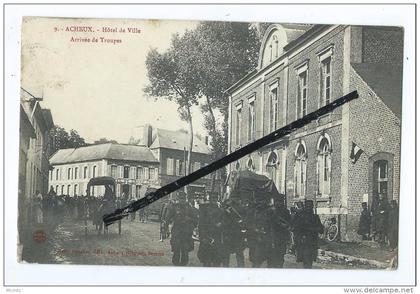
[21,217,377,269]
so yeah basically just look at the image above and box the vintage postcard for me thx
[19,16,403,270]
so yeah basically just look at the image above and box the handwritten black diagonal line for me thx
[103,90,358,226]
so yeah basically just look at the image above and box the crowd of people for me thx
[30,187,152,233]
[357,193,399,251]
[159,190,324,269]
[30,188,80,225]
[30,185,399,268]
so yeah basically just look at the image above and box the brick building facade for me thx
[226,24,403,241]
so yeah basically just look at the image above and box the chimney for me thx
[143,124,153,147]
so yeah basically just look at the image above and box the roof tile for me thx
[50,143,158,165]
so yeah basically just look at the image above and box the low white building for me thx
[49,143,160,198]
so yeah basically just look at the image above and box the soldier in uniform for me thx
[166,191,197,266]
[187,193,199,236]
[357,202,371,240]
[293,200,323,269]
[159,199,173,241]
[246,191,270,268]
[371,193,389,245]
[268,195,291,268]
[197,192,224,267]
[387,200,399,251]
[247,195,291,268]
[219,197,246,267]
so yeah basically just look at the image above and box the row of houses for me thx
[19,88,55,238]
[49,125,221,199]
[226,24,403,241]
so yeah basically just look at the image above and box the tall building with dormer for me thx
[226,24,403,241]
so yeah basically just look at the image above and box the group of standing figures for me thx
[357,193,399,250]
[160,191,324,269]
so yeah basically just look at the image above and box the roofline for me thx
[20,105,36,138]
[224,68,258,95]
[350,63,401,121]
[283,24,330,51]
[50,158,160,166]
[42,109,54,130]
[149,146,212,155]
[225,24,333,95]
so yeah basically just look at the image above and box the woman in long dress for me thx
[32,191,43,224]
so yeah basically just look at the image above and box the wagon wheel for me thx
[326,223,339,242]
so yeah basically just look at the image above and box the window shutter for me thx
[175,159,180,176]
[131,183,136,198]
[116,184,120,198]
[293,163,297,197]
[326,155,332,195]
[316,158,321,195]
[303,160,307,197]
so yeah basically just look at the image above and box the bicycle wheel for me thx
[321,220,330,240]
[327,224,339,241]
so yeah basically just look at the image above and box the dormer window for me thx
[273,35,279,60]
[269,44,273,62]
[258,26,287,68]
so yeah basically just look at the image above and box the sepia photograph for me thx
[17,15,404,272]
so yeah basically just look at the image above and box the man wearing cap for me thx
[293,199,323,269]
[197,192,224,267]
[166,191,197,266]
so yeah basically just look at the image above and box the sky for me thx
[21,17,208,143]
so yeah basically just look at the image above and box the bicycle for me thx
[322,216,339,242]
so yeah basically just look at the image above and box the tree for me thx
[93,137,118,144]
[144,32,201,175]
[49,125,86,154]
[183,22,262,187]
[68,129,87,147]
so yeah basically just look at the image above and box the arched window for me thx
[266,151,278,182]
[267,151,278,166]
[93,165,97,178]
[294,142,307,198]
[246,158,255,171]
[235,161,241,171]
[317,136,331,196]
